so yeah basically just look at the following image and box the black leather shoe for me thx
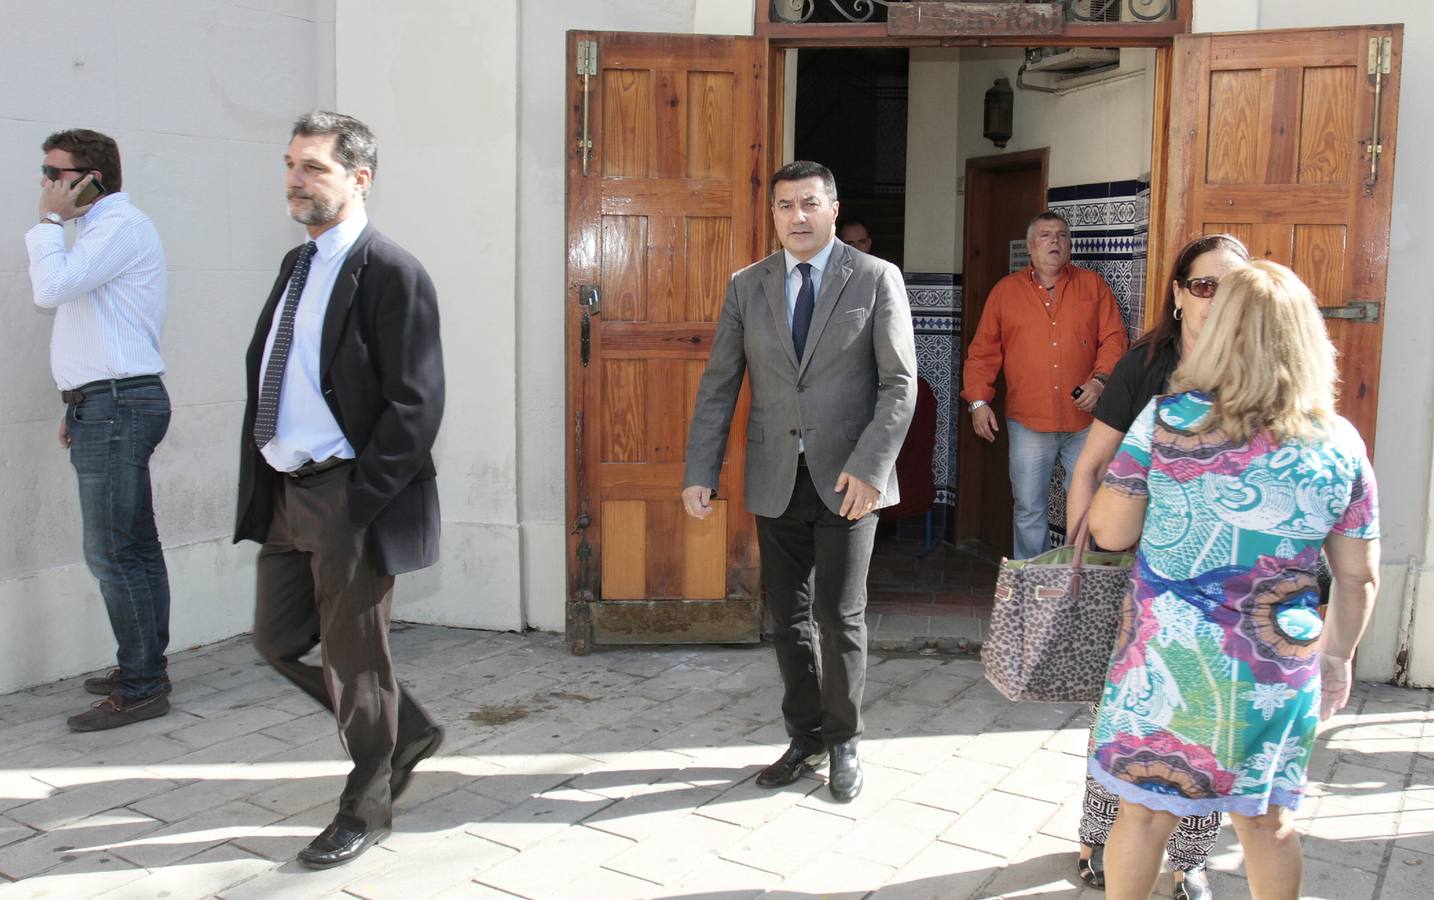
[828,740,863,803]
[296,818,391,869]
[391,726,445,802]
[755,741,828,787]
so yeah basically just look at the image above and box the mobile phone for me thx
[1071,386,1084,400]
[74,176,105,207]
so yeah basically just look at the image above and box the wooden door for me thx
[565,32,770,652]
[956,150,1049,560]
[1162,25,1402,452]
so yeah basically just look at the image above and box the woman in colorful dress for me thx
[1066,233,1250,900]
[1087,260,1381,900]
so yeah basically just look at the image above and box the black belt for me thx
[285,457,351,479]
[60,374,163,405]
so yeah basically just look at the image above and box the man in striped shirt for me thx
[26,129,173,732]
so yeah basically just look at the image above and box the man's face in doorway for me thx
[772,176,839,262]
[839,222,872,253]
[1027,218,1072,271]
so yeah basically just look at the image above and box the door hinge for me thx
[577,39,598,176]
[1320,300,1380,323]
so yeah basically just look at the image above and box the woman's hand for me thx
[1319,652,1352,720]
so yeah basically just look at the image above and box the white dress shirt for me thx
[257,211,368,472]
[25,193,167,390]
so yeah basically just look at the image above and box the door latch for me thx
[1320,301,1380,323]
[578,284,600,367]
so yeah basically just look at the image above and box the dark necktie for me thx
[253,241,317,448]
[792,262,815,362]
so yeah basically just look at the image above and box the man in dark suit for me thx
[683,161,916,803]
[234,111,444,869]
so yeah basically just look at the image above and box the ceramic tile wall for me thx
[905,273,961,510]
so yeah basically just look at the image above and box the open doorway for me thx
[791,44,1157,627]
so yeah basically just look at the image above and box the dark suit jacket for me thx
[234,224,444,575]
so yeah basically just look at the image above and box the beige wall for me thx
[903,49,962,272]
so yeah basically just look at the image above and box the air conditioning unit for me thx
[1019,47,1126,93]
[1068,0,1175,23]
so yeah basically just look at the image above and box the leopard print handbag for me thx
[981,518,1133,704]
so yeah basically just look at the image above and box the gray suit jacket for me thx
[684,240,917,518]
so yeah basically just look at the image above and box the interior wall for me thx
[904,49,962,273]
[1207,1,1434,685]
[949,48,1157,275]
[0,1,334,693]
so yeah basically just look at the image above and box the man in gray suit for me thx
[682,161,916,803]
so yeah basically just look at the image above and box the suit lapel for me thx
[319,225,375,381]
[761,253,800,371]
[797,242,854,379]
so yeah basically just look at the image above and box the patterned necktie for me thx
[253,241,317,448]
[792,262,815,362]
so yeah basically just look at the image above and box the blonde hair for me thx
[1168,260,1338,444]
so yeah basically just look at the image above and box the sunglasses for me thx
[41,164,91,181]
[1181,276,1221,299]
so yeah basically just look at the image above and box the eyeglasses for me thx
[41,164,89,181]
[1181,276,1220,299]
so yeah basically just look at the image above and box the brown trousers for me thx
[252,462,435,831]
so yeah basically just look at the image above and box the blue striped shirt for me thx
[25,193,167,390]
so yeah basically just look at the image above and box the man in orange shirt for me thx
[961,211,1127,558]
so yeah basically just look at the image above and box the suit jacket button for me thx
[789,428,799,436]
[797,385,806,392]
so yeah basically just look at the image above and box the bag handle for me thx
[1069,513,1092,597]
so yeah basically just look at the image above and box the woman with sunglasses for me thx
[1065,233,1250,900]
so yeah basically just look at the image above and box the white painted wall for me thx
[515,0,756,632]
[335,1,522,632]
[904,48,1155,274]
[1194,1,1434,684]
[0,0,334,693]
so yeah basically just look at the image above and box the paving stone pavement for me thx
[0,624,1430,899]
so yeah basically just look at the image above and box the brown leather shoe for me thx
[84,668,172,697]
[67,691,170,732]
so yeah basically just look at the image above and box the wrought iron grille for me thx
[768,0,1178,25]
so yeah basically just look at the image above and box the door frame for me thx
[954,149,1050,558]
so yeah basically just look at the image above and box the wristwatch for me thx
[39,212,63,226]
[968,399,989,412]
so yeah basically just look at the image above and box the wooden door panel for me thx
[567,32,768,650]
[1164,26,1401,454]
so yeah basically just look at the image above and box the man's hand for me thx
[835,472,881,520]
[681,484,715,519]
[971,404,999,442]
[38,173,95,221]
[58,415,70,450]
[1073,378,1104,413]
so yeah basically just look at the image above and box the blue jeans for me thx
[67,379,172,701]
[1007,418,1088,559]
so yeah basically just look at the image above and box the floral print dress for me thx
[1089,391,1379,817]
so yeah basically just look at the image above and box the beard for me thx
[287,191,342,227]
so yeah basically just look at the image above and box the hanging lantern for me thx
[984,77,1014,149]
